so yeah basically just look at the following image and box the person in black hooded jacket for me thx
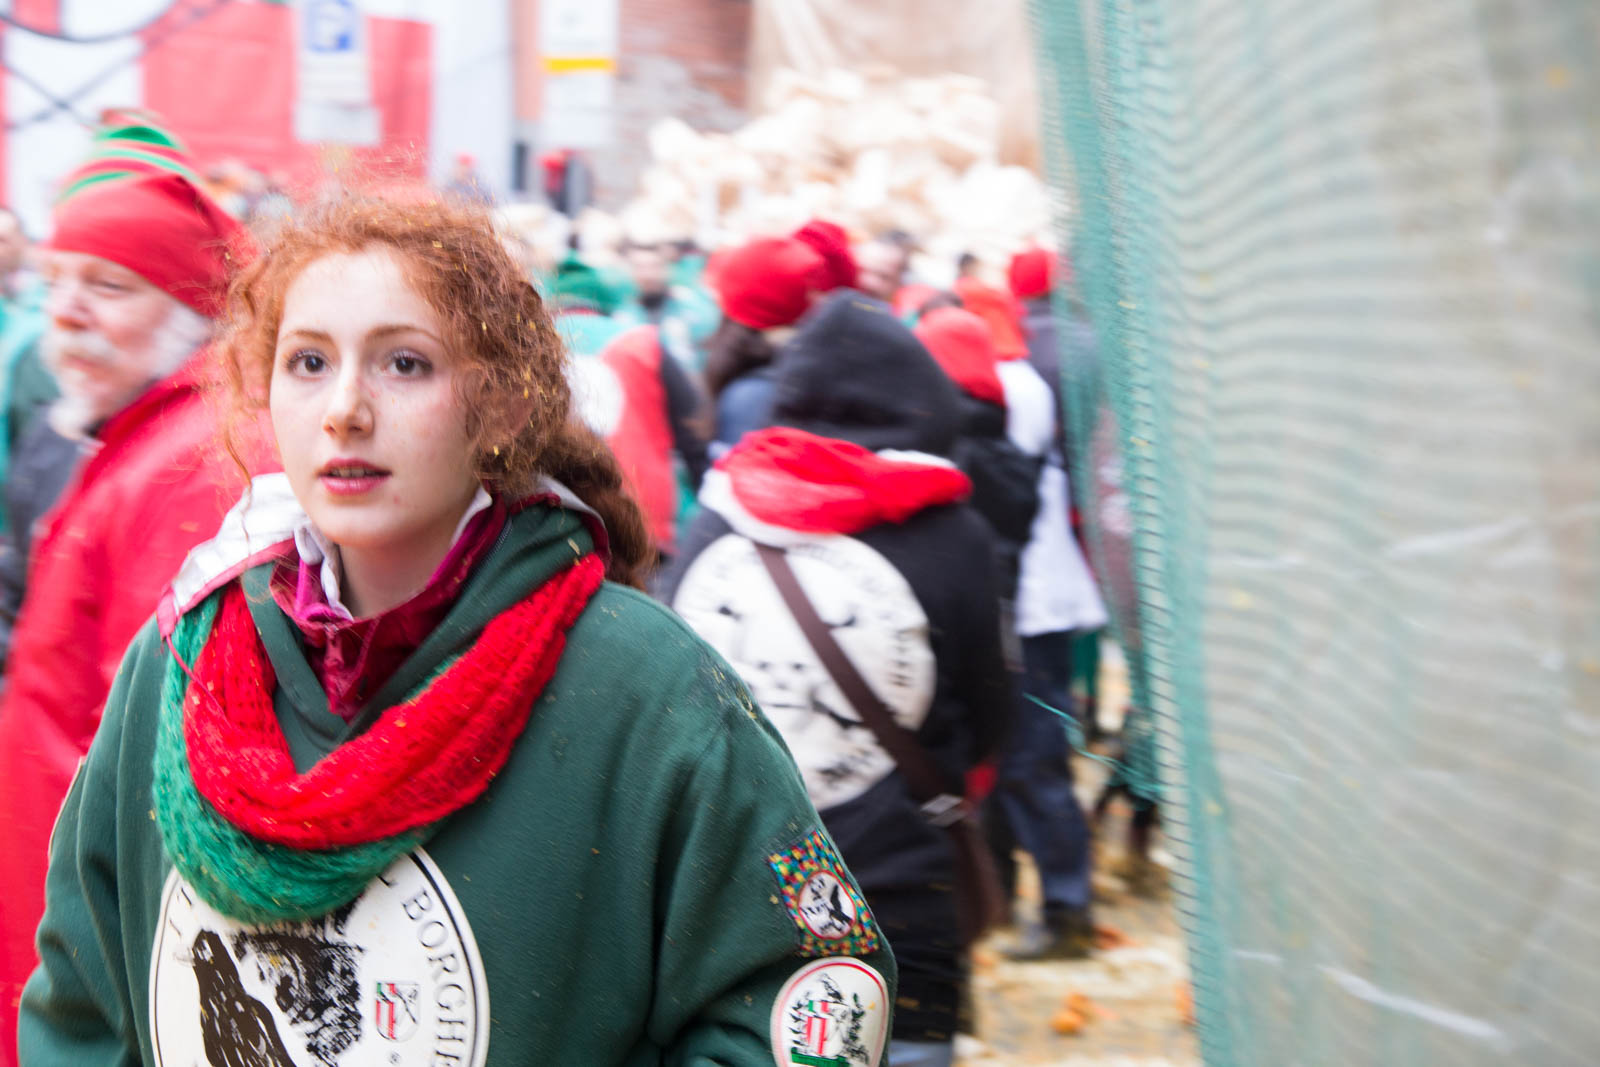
[659,291,1013,1067]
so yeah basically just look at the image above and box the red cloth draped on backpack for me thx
[716,427,971,536]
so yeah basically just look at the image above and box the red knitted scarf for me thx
[185,554,605,849]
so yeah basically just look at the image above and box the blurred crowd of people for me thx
[0,116,1129,1067]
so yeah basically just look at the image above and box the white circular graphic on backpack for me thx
[567,357,625,437]
[671,534,936,809]
[149,850,489,1067]
[771,957,888,1067]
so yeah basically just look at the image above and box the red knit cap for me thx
[1008,246,1055,300]
[954,277,1028,360]
[793,219,858,292]
[44,171,250,318]
[714,237,826,329]
[914,307,1006,408]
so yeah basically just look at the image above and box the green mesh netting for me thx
[1028,1,1600,1063]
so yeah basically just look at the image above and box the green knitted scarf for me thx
[152,593,432,924]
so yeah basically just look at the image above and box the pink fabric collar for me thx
[270,497,508,722]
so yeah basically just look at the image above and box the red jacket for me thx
[0,358,263,1056]
[598,326,679,554]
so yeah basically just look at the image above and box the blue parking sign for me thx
[305,0,359,53]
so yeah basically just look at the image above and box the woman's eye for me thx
[390,351,430,376]
[287,351,327,374]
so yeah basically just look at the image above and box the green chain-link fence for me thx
[1029,1,1600,1063]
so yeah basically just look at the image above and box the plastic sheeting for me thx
[749,0,1041,171]
[1030,0,1600,1063]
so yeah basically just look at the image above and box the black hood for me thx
[772,291,961,455]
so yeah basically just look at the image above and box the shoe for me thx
[1000,908,1094,961]
[1120,853,1168,899]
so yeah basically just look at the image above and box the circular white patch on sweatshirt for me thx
[771,957,889,1067]
[149,849,488,1067]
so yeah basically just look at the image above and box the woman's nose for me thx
[322,367,373,436]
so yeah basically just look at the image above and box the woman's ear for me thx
[490,368,551,452]
[510,400,539,447]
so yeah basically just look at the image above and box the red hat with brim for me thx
[714,236,826,330]
[793,219,858,292]
[914,307,1006,408]
[45,172,251,318]
[1008,246,1055,300]
[954,277,1028,360]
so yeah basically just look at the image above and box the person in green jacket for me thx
[0,206,50,533]
[550,249,628,358]
[19,195,895,1067]
[612,242,721,372]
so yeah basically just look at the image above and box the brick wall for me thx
[593,0,751,206]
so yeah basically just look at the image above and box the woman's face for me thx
[269,247,481,560]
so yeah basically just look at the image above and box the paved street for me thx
[962,653,1198,1067]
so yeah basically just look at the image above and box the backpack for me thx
[951,432,1044,547]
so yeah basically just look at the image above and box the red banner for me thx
[140,0,431,189]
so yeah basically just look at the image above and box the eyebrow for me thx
[89,265,144,284]
[40,261,142,286]
[278,323,444,345]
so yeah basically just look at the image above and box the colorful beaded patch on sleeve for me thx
[768,828,882,958]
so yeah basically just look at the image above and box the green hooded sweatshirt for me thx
[19,502,897,1066]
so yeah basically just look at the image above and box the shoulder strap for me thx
[753,541,957,810]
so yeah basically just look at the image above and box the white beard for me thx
[44,303,211,439]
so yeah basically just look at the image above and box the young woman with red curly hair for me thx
[18,196,895,1067]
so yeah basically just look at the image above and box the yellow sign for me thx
[542,55,616,74]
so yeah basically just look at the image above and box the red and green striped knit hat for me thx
[43,117,250,317]
[54,118,204,206]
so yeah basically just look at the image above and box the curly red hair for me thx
[219,194,654,586]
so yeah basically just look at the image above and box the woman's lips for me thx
[317,463,390,496]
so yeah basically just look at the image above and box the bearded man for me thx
[0,129,259,1059]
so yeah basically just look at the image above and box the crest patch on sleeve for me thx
[770,957,888,1067]
[768,829,881,957]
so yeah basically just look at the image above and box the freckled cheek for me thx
[268,387,334,489]
[278,438,319,490]
[393,392,471,449]
[383,392,475,497]
[268,404,306,482]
